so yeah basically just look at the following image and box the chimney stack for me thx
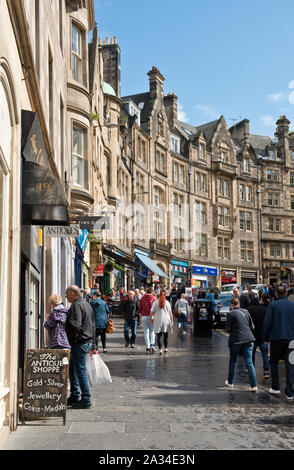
[147,66,165,100]
[275,115,290,165]
[102,37,121,97]
[164,92,178,130]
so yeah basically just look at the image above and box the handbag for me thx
[106,318,114,334]
[86,352,112,386]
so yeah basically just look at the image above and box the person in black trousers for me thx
[248,293,270,378]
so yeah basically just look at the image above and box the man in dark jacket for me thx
[225,297,258,392]
[263,286,294,399]
[248,294,270,378]
[65,285,96,409]
[121,290,140,348]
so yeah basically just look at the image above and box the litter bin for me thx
[193,299,213,337]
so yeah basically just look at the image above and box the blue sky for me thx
[94,0,294,137]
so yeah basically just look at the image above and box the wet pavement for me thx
[4,318,294,450]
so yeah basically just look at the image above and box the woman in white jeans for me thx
[150,292,173,354]
[139,288,157,354]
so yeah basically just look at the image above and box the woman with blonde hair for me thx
[44,294,70,349]
[150,291,173,354]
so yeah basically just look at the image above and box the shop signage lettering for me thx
[193,266,217,276]
[22,349,70,424]
[45,225,80,238]
[76,216,110,230]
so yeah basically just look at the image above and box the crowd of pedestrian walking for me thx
[42,279,294,411]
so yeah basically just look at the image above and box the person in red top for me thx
[139,287,157,354]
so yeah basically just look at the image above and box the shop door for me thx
[27,265,40,350]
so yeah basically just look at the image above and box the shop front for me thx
[20,110,69,401]
[221,269,237,285]
[102,246,140,291]
[171,260,189,287]
[135,249,168,289]
[192,265,218,289]
[241,270,258,287]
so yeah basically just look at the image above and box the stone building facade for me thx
[98,55,294,290]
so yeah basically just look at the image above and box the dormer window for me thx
[221,151,228,163]
[268,149,275,160]
[158,114,164,135]
[199,143,205,159]
[170,134,180,153]
[243,159,249,172]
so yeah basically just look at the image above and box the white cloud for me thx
[289,90,294,105]
[288,80,294,89]
[260,115,276,127]
[267,91,285,103]
[178,104,189,122]
[194,104,219,119]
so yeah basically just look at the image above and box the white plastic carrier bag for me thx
[86,352,112,386]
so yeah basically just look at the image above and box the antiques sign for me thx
[22,349,70,424]
[45,225,79,238]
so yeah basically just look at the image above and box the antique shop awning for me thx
[103,247,140,270]
[135,253,168,278]
[22,161,69,225]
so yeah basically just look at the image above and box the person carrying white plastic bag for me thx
[86,351,112,386]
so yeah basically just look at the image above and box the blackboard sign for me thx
[22,349,70,425]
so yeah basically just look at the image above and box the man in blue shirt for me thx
[263,286,294,399]
[90,291,109,353]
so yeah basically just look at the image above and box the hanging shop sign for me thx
[21,111,69,226]
[22,349,70,425]
[76,216,110,230]
[45,225,80,238]
[93,264,104,277]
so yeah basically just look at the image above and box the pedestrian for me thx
[175,293,190,334]
[90,291,109,353]
[84,288,93,302]
[150,291,173,354]
[239,286,250,309]
[197,287,206,299]
[263,286,294,399]
[91,283,99,296]
[165,286,171,302]
[44,295,70,349]
[119,287,127,301]
[248,293,270,378]
[139,287,157,354]
[134,288,141,303]
[65,285,96,409]
[171,285,178,310]
[225,297,258,392]
[121,290,140,348]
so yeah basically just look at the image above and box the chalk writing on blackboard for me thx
[22,349,70,425]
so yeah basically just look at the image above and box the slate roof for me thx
[249,134,273,153]
[177,118,220,144]
[121,92,152,125]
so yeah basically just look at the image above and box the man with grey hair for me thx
[65,285,96,409]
